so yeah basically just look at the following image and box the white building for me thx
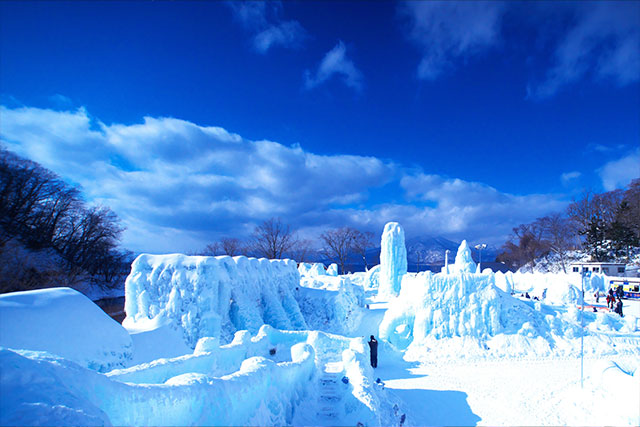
[569,262,626,276]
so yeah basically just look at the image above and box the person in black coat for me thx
[368,335,378,368]
[615,299,623,317]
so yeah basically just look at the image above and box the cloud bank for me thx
[1,105,570,253]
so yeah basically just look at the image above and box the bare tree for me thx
[220,237,244,256]
[202,241,221,256]
[290,238,315,263]
[538,213,578,273]
[351,230,374,270]
[0,148,127,291]
[496,221,550,270]
[321,227,357,274]
[251,217,296,259]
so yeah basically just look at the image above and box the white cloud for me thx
[0,104,571,252]
[399,1,505,79]
[227,1,306,54]
[304,41,363,92]
[529,2,640,99]
[561,171,581,185]
[253,21,306,54]
[398,173,566,240]
[598,149,640,191]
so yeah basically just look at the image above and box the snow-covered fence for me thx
[124,254,307,347]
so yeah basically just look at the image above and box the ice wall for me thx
[378,222,407,297]
[124,254,307,347]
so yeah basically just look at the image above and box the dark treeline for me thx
[497,179,640,271]
[0,149,131,293]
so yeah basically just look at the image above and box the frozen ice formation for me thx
[298,262,327,277]
[296,276,365,335]
[124,254,307,347]
[326,263,339,276]
[0,287,132,372]
[378,222,407,297]
[442,239,476,274]
[379,268,635,360]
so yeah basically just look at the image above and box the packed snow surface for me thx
[0,287,132,372]
[124,254,307,347]
[378,222,407,298]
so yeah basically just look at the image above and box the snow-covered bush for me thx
[124,254,307,347]
[0,287,132,372]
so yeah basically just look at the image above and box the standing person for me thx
[368,335,378,368]
[594,291,600,303]
[615,299,623,317]
[608,288,615,309]
[616,285,624,300]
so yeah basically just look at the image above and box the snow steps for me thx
[315,360,345,424]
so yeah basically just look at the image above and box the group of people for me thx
[604,286,624,317]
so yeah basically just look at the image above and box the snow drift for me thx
[0,287,132,372]
[124,254,307,347]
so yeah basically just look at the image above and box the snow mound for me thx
[124,254,307,347]
[379,222,407,297]
[326,263,339,276]
[298,262,326,277]
[0,287,132,372]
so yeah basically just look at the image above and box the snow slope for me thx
[0,287,132,372]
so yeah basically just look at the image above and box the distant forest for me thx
[0,148,131,293]
[497,179,640,272]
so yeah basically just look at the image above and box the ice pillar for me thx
[379,222,407,297]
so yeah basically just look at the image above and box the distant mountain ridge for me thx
[318,234,501,273]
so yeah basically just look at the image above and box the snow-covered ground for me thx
[1,240,639,426]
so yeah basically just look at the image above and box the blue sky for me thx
[1,1,638,253]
